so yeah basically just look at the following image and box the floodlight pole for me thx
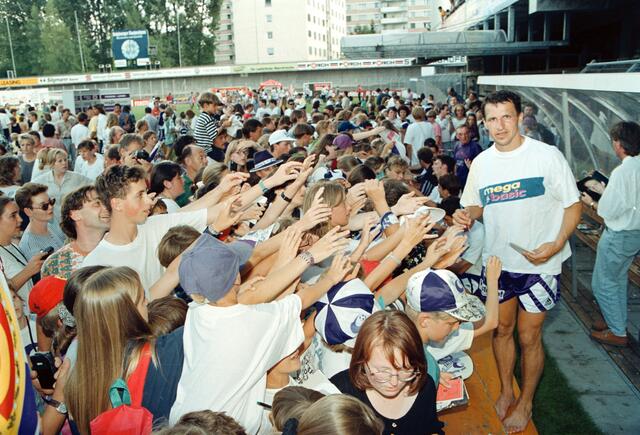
[177,12,182,67]
[5,17,17,77]
[74,11,86,72]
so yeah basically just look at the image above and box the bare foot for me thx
[503,400,532,434]
[495,392,515,420]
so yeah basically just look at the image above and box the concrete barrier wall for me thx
[43,66,425,98]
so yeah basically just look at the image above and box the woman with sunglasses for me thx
[15,182,65,260]
[330,310,444,435]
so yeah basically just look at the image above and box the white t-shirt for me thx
[169,295,305,434]
[426,321,474,361]
[404,121,435,166]
[436,116,452,143]
[461,221,484,277]
[81,209,207,292]
[70,123,90,146]
[0,243,33,305]
[74,153,104,181]
[161,198,181,213]
[460,137,579,275]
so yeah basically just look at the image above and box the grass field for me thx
[131,103,195,120]
[515,341,603,435]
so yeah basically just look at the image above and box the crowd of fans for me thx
[1,84,637,435]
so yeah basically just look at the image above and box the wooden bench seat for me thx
[439,333,538,435]
[575,203,640,288]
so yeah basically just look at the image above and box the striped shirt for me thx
[193,111,220,155]
[18,223,66,260]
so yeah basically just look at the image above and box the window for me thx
[267,31,273,39]
[265,0,271,5]
[309,47,313,55]
[266,14,272,22]
[410,23,416,29]
[308,30,312,37]
[307,13,311,21]
[267,47,274,55]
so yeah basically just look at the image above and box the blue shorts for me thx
[475,268,561,313]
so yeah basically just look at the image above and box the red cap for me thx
[28,276,66,319]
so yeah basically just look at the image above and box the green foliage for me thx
[0,0,222,77]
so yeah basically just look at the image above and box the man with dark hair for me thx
[242,119,263,141]
[71,112,90,148]
[437,173,461,199]
[581,121,640,347]
[143,106,159,133]
[292,123,314,148]
[41,186,109,279]
[416,146,437,196]
[455,90,581,432]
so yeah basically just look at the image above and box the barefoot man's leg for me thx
[493,297,518,420]
[503,308,547,433]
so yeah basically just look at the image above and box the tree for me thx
[40,0,81,74]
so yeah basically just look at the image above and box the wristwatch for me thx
[44,396,68,415]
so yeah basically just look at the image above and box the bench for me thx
[439,333,538,435]
[572,203,640,289]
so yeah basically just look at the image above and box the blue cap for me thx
[337,121,358,133]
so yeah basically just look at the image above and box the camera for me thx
[30,352,58,389]
[40,246,54,259]
[134,149,151,161]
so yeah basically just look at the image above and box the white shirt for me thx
[81,209,207,292]
[461,137,580,275]
[169,295,304,434]
[97,113,108,143]
[161,198,181,213]
[74,153,104,181]
[426,321,474,361]
[0,243,34,305]
[0,111,10,129]
[436,116,452,143]
[404,121,435,166]
[461,221,484,276]
[70,123,90,146]
[597,155,640,231]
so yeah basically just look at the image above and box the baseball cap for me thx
[178,234,254,303]
[406,269,485,322]
[337,121,357,133]
[314,279,377,346]
[308,166,347,185]
[332,134,355,150]
[29,276,66,319]
[268,129,296,146]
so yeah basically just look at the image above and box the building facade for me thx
[216,0,347,65]
[346,0,434,34]
[215,0,235,65]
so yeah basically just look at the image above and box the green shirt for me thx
[175,174,193,207]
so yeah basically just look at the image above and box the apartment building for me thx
[346,0,434,34]
[215,0,347,65]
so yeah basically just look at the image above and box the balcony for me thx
[381,6,404,13]
[381,16,406,25]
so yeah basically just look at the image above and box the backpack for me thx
[89,343,153,435]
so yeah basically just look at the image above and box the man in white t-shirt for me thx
[70,112,90,147]
[82,161,302,296]
[74,139,105,181]
[454,91,581,433]
[404,106,435,166]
